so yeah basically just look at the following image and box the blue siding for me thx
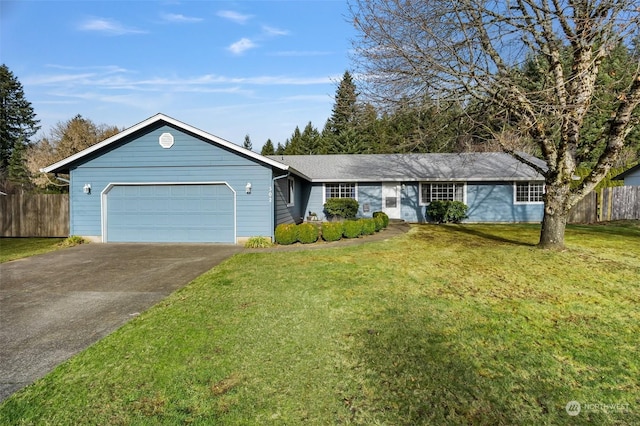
[624,173,640,186]
[466,182,543,223]
[400,183,426,222]
[69,125,274,241]
[274,175,306,226]
[357,183,382,217]
[400,181,543,223]
[300,180,543,223]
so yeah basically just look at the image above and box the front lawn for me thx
[1,223,638,424]
[0,238,65,263]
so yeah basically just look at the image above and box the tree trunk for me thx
[538,210,567,250]
[538,181,571,249]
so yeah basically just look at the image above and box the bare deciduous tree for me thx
[350,0,640,248]
[26,115,120,190]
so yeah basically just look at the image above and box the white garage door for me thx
[104,183,235,243]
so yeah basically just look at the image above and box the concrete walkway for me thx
[0,243,243,402]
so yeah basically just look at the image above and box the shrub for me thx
[360,218,376,235]
[373,211,390,228]
[324,198,359,220]
[321,222,343,242]
[343,220,363,238]
[244,236,273,248]
[373,215,384,232]
[297,223,319,244]
[274,223,298,245]
[426,200,469,223]
[58,235,87,247]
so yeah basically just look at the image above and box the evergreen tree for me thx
[322,71,363,153]
[283,127,304,154]
[1,64,40,182]
[7,136,32,190]
[299,122,322,154]
[261,139,275,155]
[275,142,285,155]
[243,134,252,151]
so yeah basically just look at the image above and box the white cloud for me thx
[227,38,258,55]
[262,25,289,37]
[217,10,252,24]
[78,18,146,35]
[161,13,203,23]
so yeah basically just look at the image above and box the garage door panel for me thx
[106,184,234,243]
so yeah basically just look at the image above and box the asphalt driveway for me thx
[0,243,243,402]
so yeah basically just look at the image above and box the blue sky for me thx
[1,0,355,150]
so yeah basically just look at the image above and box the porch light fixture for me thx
[245,182,252,194]
[83,183,91,194]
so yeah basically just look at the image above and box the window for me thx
[420,182,465,204]
[325,183,356,200]
[515,182,544,203]
[287,177,295,206]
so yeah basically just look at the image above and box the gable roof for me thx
[613,163,640,180]
[41,113,289,174]
[268,153,546,182]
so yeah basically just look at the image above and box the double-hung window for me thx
[325,183,356,200]
[514,182,544,203]
[420,182,465,204]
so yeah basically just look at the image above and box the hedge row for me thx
[274,211,390,245]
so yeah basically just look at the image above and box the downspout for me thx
[271,173,289,241]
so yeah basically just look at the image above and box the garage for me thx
[103,183,235,243]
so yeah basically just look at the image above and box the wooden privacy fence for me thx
[0,194,69,237]
[568,186,640,224]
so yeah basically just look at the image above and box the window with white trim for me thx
[420,182,465,204]
[325,183,356,200]
[514,182,544,203]
[287,177,295,206]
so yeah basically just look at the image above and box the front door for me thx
[382,183,401,219]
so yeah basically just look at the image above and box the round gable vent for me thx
[159,132,174,149]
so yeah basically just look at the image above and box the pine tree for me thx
[1,64,40,182]
[322,71,363,153]
[261,139,275,155]
[243,134,252,151]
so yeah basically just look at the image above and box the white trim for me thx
[101,181,237,243]
[41,113,289,173]
[322,182,359,203]
[419,182,467,206]
[513,181,545,205]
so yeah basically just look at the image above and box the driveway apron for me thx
[0,243,243,402]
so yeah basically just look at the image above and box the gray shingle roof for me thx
[268,153,546,182]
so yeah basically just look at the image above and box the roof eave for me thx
[40,113,288,174]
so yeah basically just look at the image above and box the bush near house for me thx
[321,222,343,242]
[360,218,377,235]
[426,201,469,223]
[373,211,390,228]
[274,223,298,245]
[324,198,359,220]
[343,220,363,238]
[297,223,320,244]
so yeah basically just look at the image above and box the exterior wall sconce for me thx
[83,183,91,194]
[245,182,252,194]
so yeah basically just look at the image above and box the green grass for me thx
[0,238,65,263]
[1,223,639,425]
